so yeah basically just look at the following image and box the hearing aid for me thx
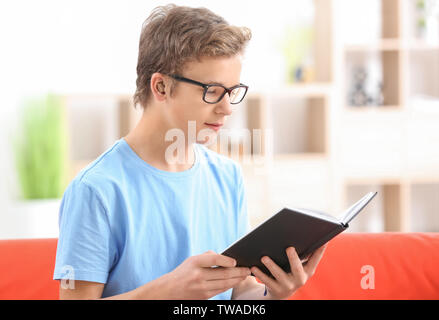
[157,82,165,94]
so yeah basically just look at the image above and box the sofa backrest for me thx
[0,238,58,300]
[1,233,438,299]
[291,232,439,299]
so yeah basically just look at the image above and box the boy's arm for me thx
[59,277,169,300]
[59,250,250,300]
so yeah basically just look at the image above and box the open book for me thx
[222,192,377,276]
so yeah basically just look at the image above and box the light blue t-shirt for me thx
[53,138,250,299]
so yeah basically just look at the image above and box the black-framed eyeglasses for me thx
[168,74,249,105]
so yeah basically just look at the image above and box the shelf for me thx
[343,179,439,234]
[408,49,439,99]
[344,182,409,233]
[408,175,439,184]
[339,0,400,46]
[214,91,329,159]
[313,0,333,82]
[346,40,439,52]
[406,40,439,51]
[63,94,122,160]
[268,95,327,155]
[381,0,401,39]
[267,153,332,220]
[270,82,332,97]
[344,49,401,107]
[407,107,439,178]
[345,39,402,52]
[119,95,142,137]
[402,0,439,45]
[210,93,267,159]
[344,105,402,111]
[344,177,403,186]
[64,94,140,184]
[410,183,439,232]
[273,153,328,162]
[343,184,384,233]
[57,0,438,236]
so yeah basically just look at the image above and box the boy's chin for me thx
[196,130,218,146]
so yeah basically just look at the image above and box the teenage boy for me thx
[53,4,326,300]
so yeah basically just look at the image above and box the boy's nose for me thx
[215,93,233,116]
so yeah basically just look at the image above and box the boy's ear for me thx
[150,73,168,101]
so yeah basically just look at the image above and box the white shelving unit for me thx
[334,0,439,232]
[63,0,439,232]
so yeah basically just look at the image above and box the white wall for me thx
[0,0,316,238]
[0,0,315,95]
[3,1,436,237]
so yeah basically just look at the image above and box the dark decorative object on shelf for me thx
[374,81,384,106]
[294,65,304,82]
[349,67,373,106]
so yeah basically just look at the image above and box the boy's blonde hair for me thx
[133,4,252,109]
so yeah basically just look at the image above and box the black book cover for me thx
[222,192,377,276]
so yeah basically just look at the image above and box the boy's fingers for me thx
[260,256,288,282]
[286,247,305,276]
[303,244,327,276]
[205,276,248,291]
[197,252,237,268]
[205,266,251,280]
[251,266,280,293]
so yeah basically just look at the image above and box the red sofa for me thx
[0,232,438,300]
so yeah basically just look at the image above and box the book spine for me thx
[299,224,346,260]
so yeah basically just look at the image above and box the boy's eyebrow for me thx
[206,80,241,87]
[206,80,225,86]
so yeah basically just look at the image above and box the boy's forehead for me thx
[182,55,243,84]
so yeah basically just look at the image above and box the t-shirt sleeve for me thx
[53,178,117,284]
[236,165,251,239]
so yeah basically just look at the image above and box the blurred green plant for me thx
[280,25,314,83]
[415,0,426,36]
[13,93,68,199]
[416,0,425,10]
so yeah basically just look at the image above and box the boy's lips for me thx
[204,122,223,131]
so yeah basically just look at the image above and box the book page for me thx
[292,207,341,224]
[339,192,378,225]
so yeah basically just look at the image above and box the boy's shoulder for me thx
[69,141,243,191]
[73,140,125,189]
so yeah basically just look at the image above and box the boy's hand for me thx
[164,250,251,299]
[250,244,327,300]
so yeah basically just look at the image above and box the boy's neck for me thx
[124,107,196,173]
